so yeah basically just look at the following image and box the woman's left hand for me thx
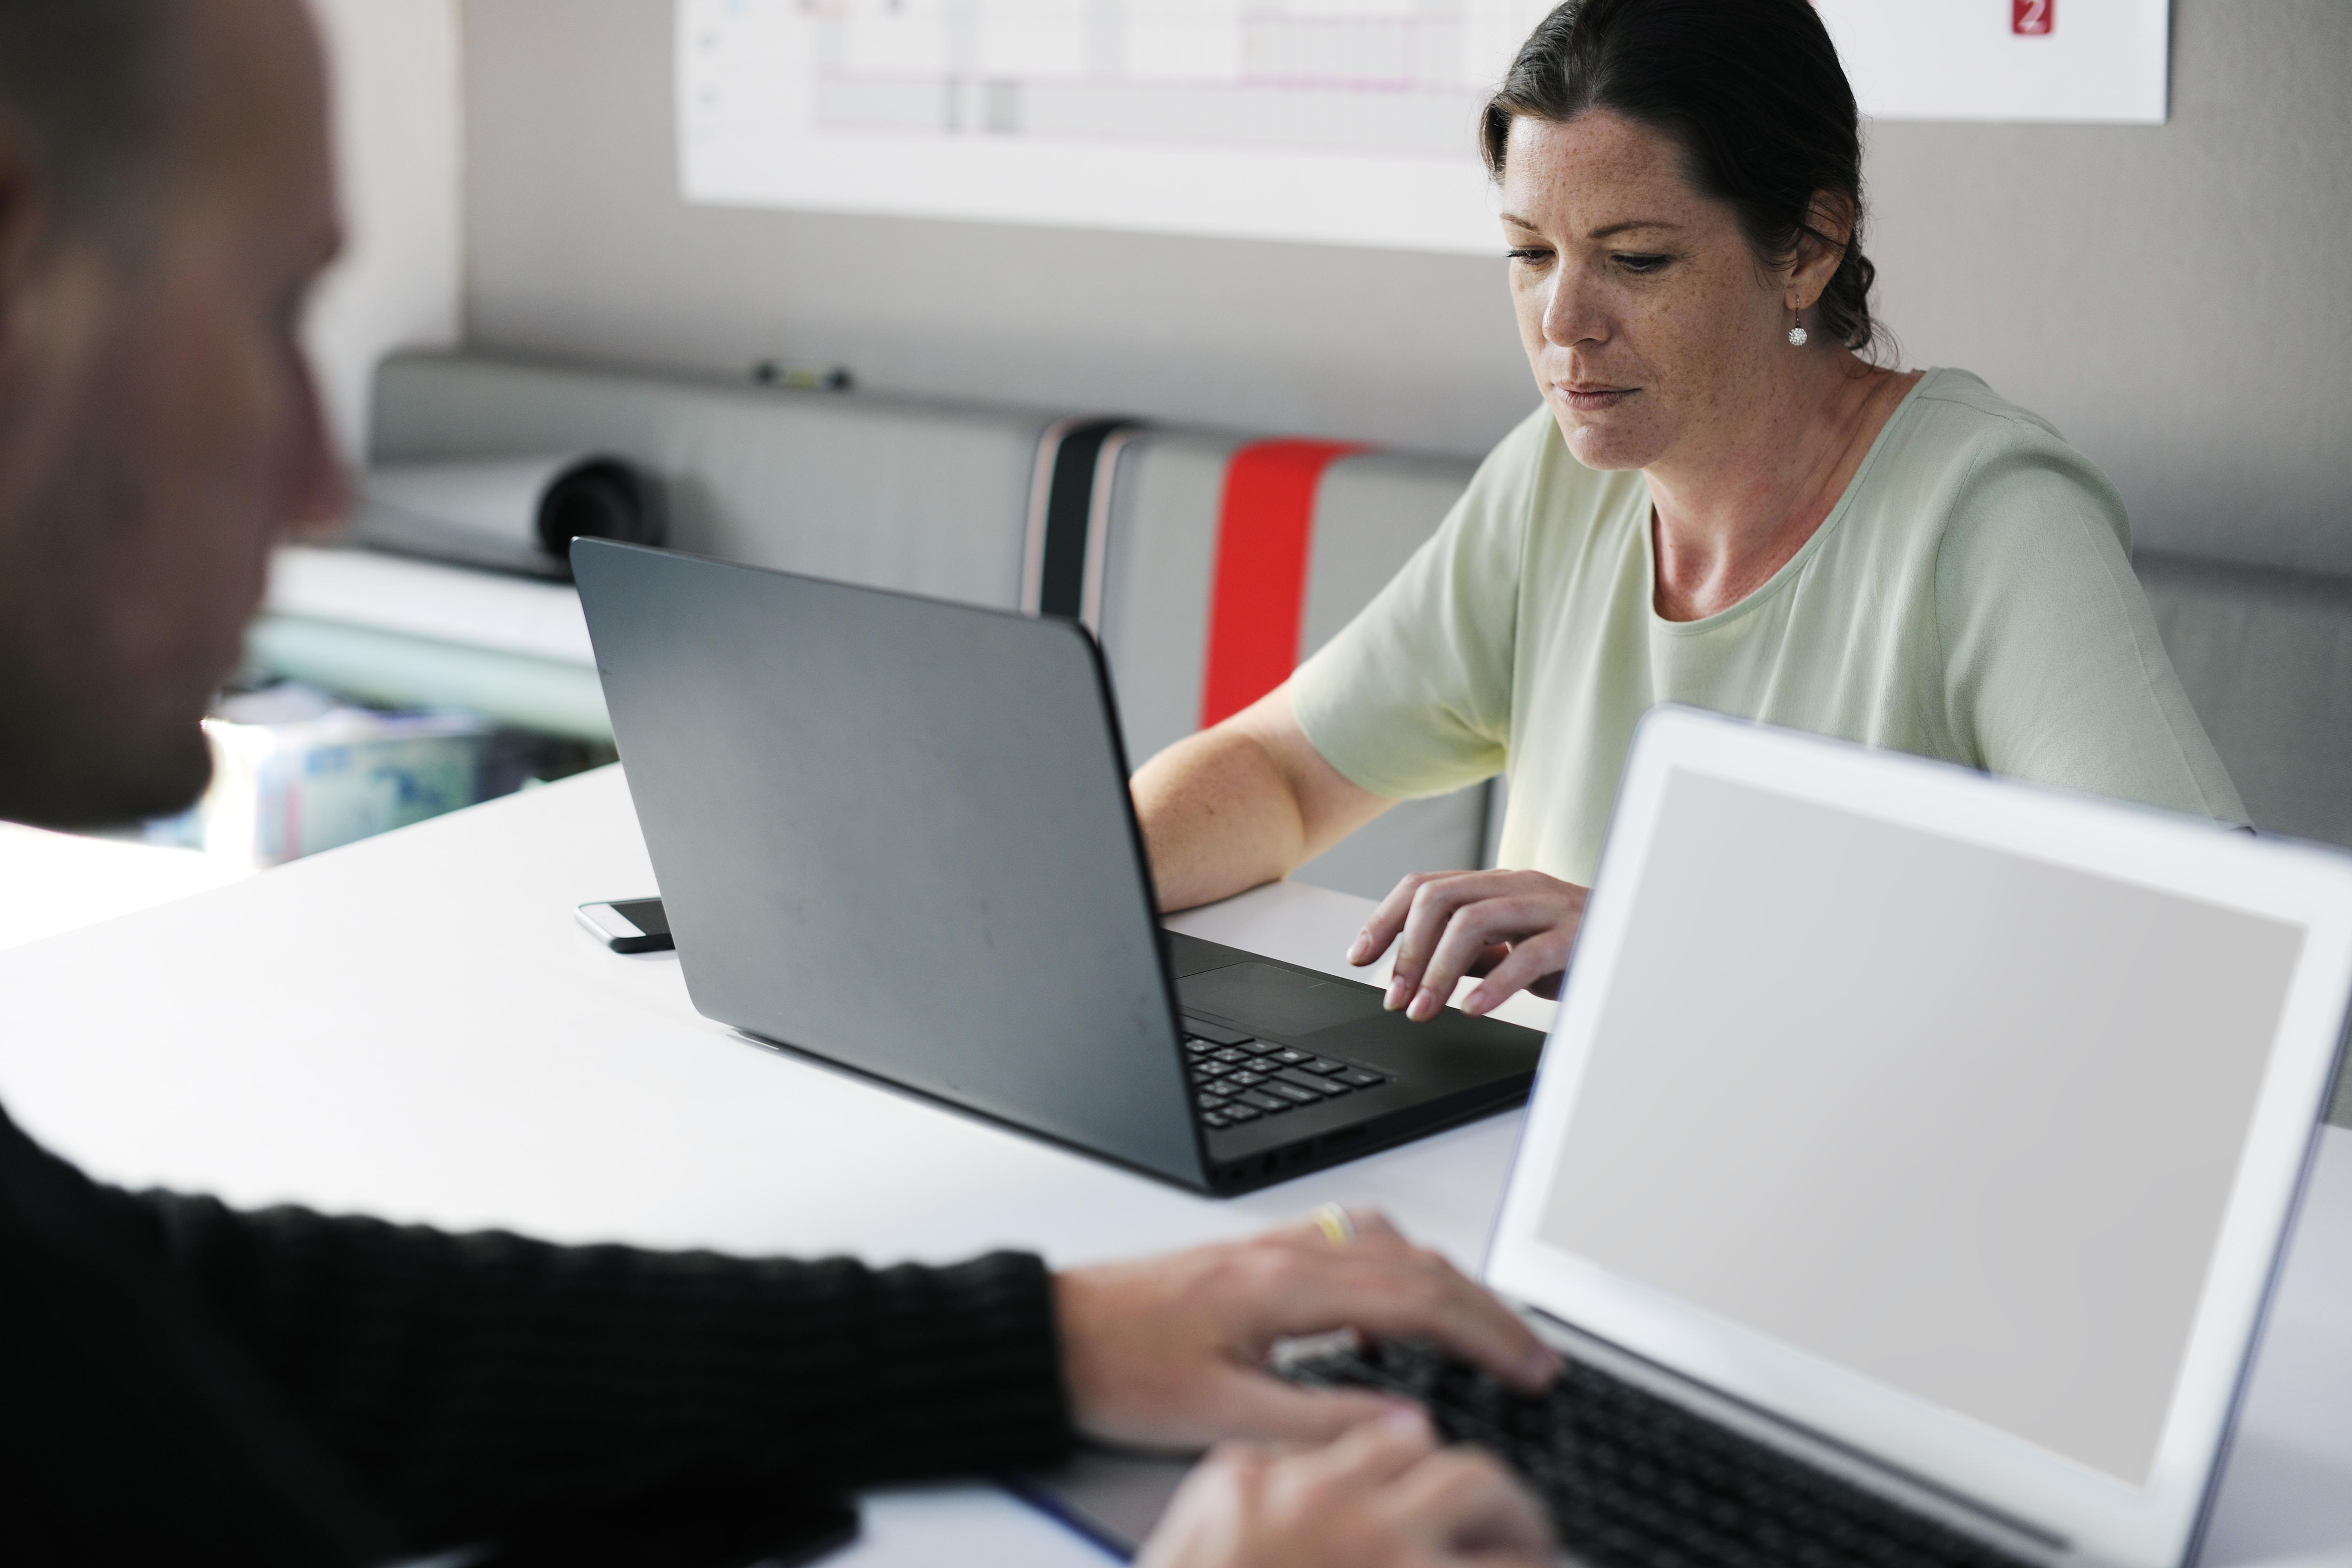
[1346,870,1589,1021]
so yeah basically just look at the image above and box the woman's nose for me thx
[1542,271,1606,350]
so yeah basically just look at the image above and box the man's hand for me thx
[1346,869,1589,1021]
[1136,1409,1555,1568]
[1054,1212,1558,1448]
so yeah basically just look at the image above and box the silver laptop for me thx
[1264,707,2352,1568]
[1018,703,2352,1560]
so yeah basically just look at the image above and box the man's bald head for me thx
[0,0,345,829]
[0,1,176,232]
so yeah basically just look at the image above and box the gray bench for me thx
[2137,550,2352,1124]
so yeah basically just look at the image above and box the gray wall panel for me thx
[373,353,1048,608]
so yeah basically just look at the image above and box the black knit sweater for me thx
[0,1101,1074,1565]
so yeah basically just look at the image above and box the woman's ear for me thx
[1786,189,1855,309]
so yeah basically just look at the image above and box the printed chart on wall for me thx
[679,1,2171,255]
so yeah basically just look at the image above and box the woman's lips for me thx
[1555,382,1637,412]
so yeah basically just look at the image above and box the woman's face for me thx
[1501,110,1795,473]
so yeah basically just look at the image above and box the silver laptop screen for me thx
[1540,767,2304,1486]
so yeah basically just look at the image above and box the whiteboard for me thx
[678,0,2170,256]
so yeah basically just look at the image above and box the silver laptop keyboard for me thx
[1283,1340,2035,1568]
[1181,1019,1390,1131]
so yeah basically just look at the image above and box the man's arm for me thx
[126,1190,1071,1552]
[1134,685,1392,912]
[121,1192,1557,1557]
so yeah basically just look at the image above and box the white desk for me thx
[0,766,2344,1566]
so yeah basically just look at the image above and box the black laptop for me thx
[573,540,1544,1194]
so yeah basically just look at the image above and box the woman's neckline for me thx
[1644,366,1938,636]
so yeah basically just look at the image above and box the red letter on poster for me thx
[2013,0,2053,35]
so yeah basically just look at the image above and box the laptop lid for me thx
[572,540,1206,1187]
[1486,707,2352,1568]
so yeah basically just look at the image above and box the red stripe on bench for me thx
[1199,439,1368,729]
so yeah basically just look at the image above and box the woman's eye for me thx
[1507,247,1553,265]
[1615,253,1672,274]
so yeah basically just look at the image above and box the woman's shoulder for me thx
[1866,370,2142,619]
[1874,367,2128,541]
[1892,367,2100,475]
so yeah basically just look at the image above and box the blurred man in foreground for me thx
[0,3,1555,1563]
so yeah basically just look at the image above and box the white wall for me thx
[460,0,2352,577]
[303,0,464,462]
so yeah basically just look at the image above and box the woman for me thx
[1133,0,2241,1029]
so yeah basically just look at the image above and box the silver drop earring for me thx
[1787,309,1809,348]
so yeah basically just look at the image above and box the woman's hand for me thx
[1347,870,1590,1021]
[1054,1210,1557,1449]
[1136,1409,1556,1568]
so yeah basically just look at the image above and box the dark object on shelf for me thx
[356,454,664,581]
[752,358,854,392]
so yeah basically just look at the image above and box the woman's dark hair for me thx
[1481,0,1881,356]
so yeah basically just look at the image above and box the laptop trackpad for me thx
[1178,962,1385,1037]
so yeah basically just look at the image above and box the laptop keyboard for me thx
[1181,1019,1391,1132]
[1281,1341,2037,1568]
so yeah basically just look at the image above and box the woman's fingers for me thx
[1349,871,1445,968]
[1386,872,1538,1005]
[1460,925,1578,1017]
[1405,894,1569,1021]
[1384,874,1588,1020]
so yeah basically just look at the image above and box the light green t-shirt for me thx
[1291,368,2245,886]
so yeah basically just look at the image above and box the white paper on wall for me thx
[678,0,2169,257]
[1816,0,2169,125]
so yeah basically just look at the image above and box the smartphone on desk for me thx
[576,897,673,954]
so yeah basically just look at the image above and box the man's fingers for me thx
[1380,1447,1557,1557]
[1248,1243,1558,1391]
[1290,1404,1439,1483]
[1328,1263,1559,1391]
[1196,1364,1414,1443]
[1269,1204,1402,1253]
[1461,926,1577,1017]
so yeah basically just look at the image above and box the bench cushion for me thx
[2138,549,2352,849]
[1092,431,1490,899]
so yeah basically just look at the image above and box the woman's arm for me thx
[1132,685,1392,912]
